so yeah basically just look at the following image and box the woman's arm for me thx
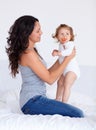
[22,49,75,85]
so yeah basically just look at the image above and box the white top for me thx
[58,41,80,78]
[60,41,75,56]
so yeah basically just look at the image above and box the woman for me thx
[6,15,84,117]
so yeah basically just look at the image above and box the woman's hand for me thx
[65,47,76,60]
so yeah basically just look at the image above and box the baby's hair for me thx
[52,24,75,42]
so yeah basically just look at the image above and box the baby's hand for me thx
[52,49,59,56]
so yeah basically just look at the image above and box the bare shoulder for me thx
[20,50,50,83]
[20,50,38,66]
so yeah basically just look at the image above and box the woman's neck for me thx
[26,48,34,51]
[28,39,35,49]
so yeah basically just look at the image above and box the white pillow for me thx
[0,89,22,113]
[46,84,96,117]
[0,100,12,114]
[68,91,96,116]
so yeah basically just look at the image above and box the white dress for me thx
[59,41,80,79]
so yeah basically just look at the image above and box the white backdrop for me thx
[0,0,96,66]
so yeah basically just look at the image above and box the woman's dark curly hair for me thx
[6,15,39,77]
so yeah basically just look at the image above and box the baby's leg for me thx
[62,71,77,103]
[56,74,64,101]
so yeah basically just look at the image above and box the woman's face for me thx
[29,21,43,43]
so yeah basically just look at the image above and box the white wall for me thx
[0,0,96,66]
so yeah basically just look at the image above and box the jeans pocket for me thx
[21,95,42,114]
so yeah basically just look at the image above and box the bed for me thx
[0,60,96,130]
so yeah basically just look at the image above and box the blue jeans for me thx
[21,95,84,118]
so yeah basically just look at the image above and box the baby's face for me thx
[57,27,71,44]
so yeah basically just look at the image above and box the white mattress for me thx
[0,89,96,130]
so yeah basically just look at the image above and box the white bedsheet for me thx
[0,112,96,130]
[0,89,96,130]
